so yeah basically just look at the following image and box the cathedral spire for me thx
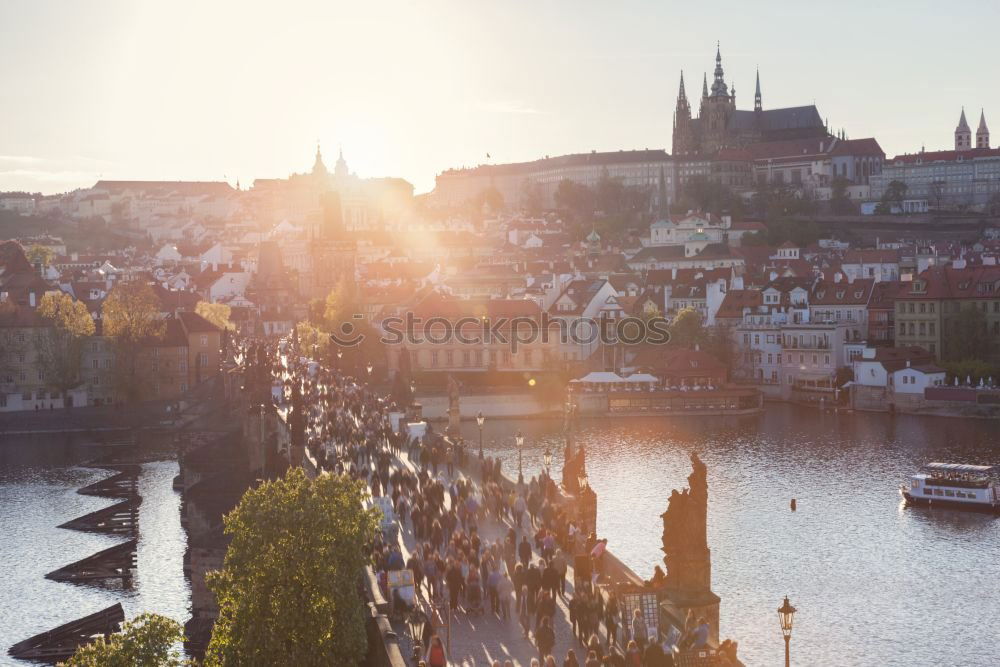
[754,68,762,112]
[710,42,729,98]
[702,72,708,98]
[977,109,990,149]
[676,71,690,115]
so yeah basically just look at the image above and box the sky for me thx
[1,0,998,196]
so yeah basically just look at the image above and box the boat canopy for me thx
[623,373,659,383]
[572,372,625,384]
[924,462,995,473]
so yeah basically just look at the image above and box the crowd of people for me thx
[260,335,738,667]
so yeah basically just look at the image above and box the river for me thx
[0,435,188,666]
[1,407,997,666]
[459,404,1000,667]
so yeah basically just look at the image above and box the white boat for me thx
[900,463,1000,514]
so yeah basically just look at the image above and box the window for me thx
[200,335,208,346]
[430,351,439,367]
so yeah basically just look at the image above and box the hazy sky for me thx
[2,0,997,195]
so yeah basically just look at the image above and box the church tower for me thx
[703,44,736,153]
[312,142,328,177]
[754,69,762,113]
[955,108,972,151]
[672,71,696,155]
[976,110,990,149]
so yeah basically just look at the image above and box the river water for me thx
[1,408,997,666]
[460,404,1000,667]
[0,435,188,666]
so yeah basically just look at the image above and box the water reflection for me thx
[461,405,1000,667]
[0,435,189,664]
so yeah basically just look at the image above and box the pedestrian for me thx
[553,548,568,597]
[630,608,647,650]
[625,640,642,666]
[497,571,514,621]
[424,635,447,667]
[563,648,580,667]
[518,585,532,637]
[519,535,532,569]
[535,616,556,659]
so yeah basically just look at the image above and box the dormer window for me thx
[836,291,845,299]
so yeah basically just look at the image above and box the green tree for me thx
[26,244,55,267]
[829,177,855,215]
[875,180,908,215]
[62,613,187,667]
[669,307,704,347]
[322,278,357,332]
[554,179,594,220]
[36,291,96,397]
[195,301,233,331]
[945,306,992,361]
[102,282,163,402]
[205,468,379,666]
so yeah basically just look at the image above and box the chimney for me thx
[906,359,911,368]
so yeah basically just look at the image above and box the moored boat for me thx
[900,462,1000,514]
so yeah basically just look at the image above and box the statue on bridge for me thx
[661,452,711,593]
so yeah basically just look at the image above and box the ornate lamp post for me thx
[407,609,427,663]
[476,411,485,459]
[515,431,525,484]
[778,596,797,667]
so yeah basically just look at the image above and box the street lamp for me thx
[778,596,797,667]
[476,411,485,459]
[407,609,427,663]
[543,446,553,476]
[515,431,524,484]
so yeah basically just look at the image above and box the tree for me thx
[322,278,357,332]
[205,468,379,666]
[36,291,95,398]
[195,301,233,331]
[875,180,907,215]
[829,177,855,215]
[945,306,992,361]
[669,307,704,347]
[554,179,594,220]
[520,180,543,216]
[102,283,163,402]
[26,244,55,267]
[62,613,187,667]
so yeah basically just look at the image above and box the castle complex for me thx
[672,45,830,155]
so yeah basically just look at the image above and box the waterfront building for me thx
[851,346,946,412]
[869,109,1000,211]
[779,320,850,402]
[397,294,563,380]
[894,263,1000,360]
